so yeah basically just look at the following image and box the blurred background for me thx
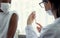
[10,0,55,38]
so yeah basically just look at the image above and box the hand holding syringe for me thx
[27,11,42,32]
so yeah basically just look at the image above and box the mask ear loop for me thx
[0,3,3,12]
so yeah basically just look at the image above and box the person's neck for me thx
[52,10,57,19]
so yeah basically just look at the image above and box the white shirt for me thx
[26,17,60,38]
[0,11,15,38]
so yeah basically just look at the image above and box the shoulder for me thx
[9,10,18,25]
[41,23,60,34]
[10,13,18,25]
[45,22,60,30]
[9,10,18,20]
[11,13,18,20]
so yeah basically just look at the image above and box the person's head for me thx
[39,0,60,18]
[0,0,11,3]
[0,0,11,13]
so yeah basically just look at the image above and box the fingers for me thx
[36,23,42,32]
[30,11,36,20]
[27,11,36,25]
[36,23,42,28]
[37,26,41,32]
[31,11,36,20]
[31,11,36,15]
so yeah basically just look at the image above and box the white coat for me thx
[26,17,60,38]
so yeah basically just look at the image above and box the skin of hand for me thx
[27,11,36,25]
[27,11,42,32]
[36,23,42,32]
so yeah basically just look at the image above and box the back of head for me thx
[49,0,60,18]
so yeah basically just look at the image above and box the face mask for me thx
[0,3,11,13]
[46,10,53,15]
[46,10,55,25]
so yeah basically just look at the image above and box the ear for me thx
[44,1,52,11]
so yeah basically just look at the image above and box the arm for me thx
[26,25,38,38]
[7,13,18,38]
[26,11,41,38]
[39,27,55,38]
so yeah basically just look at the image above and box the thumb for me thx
[36,22,42,28]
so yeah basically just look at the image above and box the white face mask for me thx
[46,10,55,25]
[46,10,53,15]
[0,3,11,13]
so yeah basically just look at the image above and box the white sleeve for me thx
[39,27,56,38]
[25,25,38,38]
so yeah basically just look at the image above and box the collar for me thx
[54,17,60,24]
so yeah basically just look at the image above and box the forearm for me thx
[26,25,38,38]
